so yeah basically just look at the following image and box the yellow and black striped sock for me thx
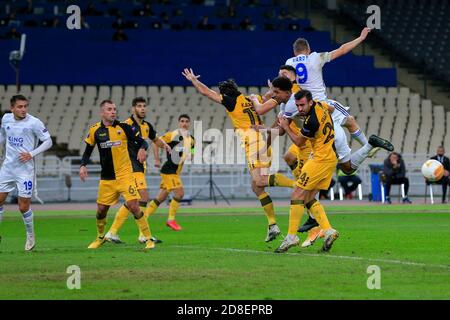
[168,197,181,221]
[258,192,276,225]
[145,199,161,218]
[306,199,331,231]
[137,201,149,239]
[288,200,304,235]
[268,173,296,188]
[135,213,152,240]
[96,216,107,238]
[109,204,129,235]
[139,201,147,214]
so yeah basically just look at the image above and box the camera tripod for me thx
[192,142,230,205]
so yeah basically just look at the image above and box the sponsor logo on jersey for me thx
[8,136,24,147]
[99,140,122,148]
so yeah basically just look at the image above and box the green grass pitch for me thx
[0,204,449,300]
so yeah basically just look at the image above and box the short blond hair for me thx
[293,38,310,54]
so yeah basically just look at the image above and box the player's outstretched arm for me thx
[182,68,222,103]
[249,94,278,115]
[330,27,371,61]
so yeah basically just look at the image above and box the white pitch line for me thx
[173,245,450,270]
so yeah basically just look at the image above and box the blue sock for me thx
[0,206,3,224]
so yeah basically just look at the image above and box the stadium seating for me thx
[0,0,304,32]
[340,0,450,83]
[0,84,448,159]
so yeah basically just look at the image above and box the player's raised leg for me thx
[347,134,394,174]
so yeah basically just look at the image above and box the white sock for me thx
[0,206,3,224]
[350,143,373,170]
[350,129,368,146]
[22,209,34,236]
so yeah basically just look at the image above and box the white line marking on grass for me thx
[174,245,450,270]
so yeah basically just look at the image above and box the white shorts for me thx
[0,169,35,198]
[326,99,350,127]
[334,122,352,164]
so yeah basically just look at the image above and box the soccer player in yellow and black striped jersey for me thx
[104,97,171,244]
[145,114,195,231]
[182,68,296,243]
[79,99,156,250]
[250,65,311,180]
[275,90,339,253]
[278,65,310,179]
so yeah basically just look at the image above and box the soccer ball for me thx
[421,160,444,181]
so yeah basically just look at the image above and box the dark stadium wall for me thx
[0,29,396,86]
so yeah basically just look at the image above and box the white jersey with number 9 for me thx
[285,52,331,102]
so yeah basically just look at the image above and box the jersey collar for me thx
[131,114,146,126]
[306,101,316,116]
[100,120,120,128]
